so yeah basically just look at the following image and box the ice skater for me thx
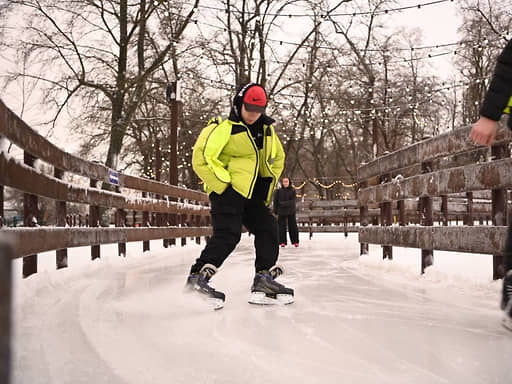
[470,38,512,330]
[273,177,299,247]
[186,82,294,309]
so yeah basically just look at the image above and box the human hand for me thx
[470,116,498,147]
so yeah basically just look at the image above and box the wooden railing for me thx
[0,99,212,271]
[357,124,512,278]
[296,199,360,238]
[296,193,497,238]
[0,98,213,383]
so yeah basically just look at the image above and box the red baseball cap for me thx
[243,85,267,113]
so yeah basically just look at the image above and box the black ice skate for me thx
[186,264,225,310]
[249,265,294,305]
[502,271,512,331]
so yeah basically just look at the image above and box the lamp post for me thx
[166,81,181,186]
[166,81,181,246]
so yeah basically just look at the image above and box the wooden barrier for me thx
[357,124,512,278]
[0,98,211,268]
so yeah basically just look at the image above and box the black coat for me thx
[273,186,297,216]
[481,39,512,129]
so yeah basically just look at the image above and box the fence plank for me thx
[298,226,359,233]
[358,158,512,204]
[358,125,512,180]
[359,226,508,255]
[0,153,210,216]
[123,175,208,202]
[0,100,209,203]
[2,227,213,259]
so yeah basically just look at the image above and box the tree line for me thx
[1,0,510,200]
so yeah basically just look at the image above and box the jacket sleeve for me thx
[480,39,512,121]
[192,121,231,194]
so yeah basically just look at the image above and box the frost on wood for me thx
[358,158,512,204]
[359,226,508,255]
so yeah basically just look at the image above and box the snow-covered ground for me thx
[11,233,512,384]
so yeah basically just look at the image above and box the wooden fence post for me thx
[181,214,187,246]
[142,192,150,252]
[195,209,201,245]
[380,174,392,260]
[343,207,348,238]
[23,152,38,278]
[163,212,169,248]
[420,160,434,273]
[0,185,3,228]
[116,186,126,257]
[466,192,473,226]
[441,195,449,226]
[89,178,100,260]
[398,200,406,226]
[491,143,509,279]
[359,180,369,256]
[0,135,4,228]
[169,213,177,246]
[0,242,12,384]
[54,168,68,269]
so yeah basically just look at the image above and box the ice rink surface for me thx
[11,233,512,384]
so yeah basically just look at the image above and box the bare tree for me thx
[455,0,511,124]
[3,0,199,170]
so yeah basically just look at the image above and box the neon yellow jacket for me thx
[505,96,512,114]
[192,117,285,205]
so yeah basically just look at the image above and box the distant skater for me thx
[273,177,299,247]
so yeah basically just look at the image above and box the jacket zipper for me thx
[241,123,259,198]
[262,125,277,201]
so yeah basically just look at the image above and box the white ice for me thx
[11,233,512,384]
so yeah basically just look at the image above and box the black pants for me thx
[278,214,299,245]
[190,187,279,274]
[504,219,512,273]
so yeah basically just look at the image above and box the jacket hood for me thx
[229,82,275,125]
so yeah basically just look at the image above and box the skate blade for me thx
[210,298,225,310]
[195,295,224,310]
[248,292,294,305]
[502,316,512,332]
[183,289,224,310]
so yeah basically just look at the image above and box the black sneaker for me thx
[186,264,225,309]
[249,267,294,305]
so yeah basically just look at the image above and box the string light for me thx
[193,0,453,18]
[183,13,507,62]
[181,72,491,116]
[292,178,358,190]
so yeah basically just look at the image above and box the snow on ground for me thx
[11,233,512,384]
